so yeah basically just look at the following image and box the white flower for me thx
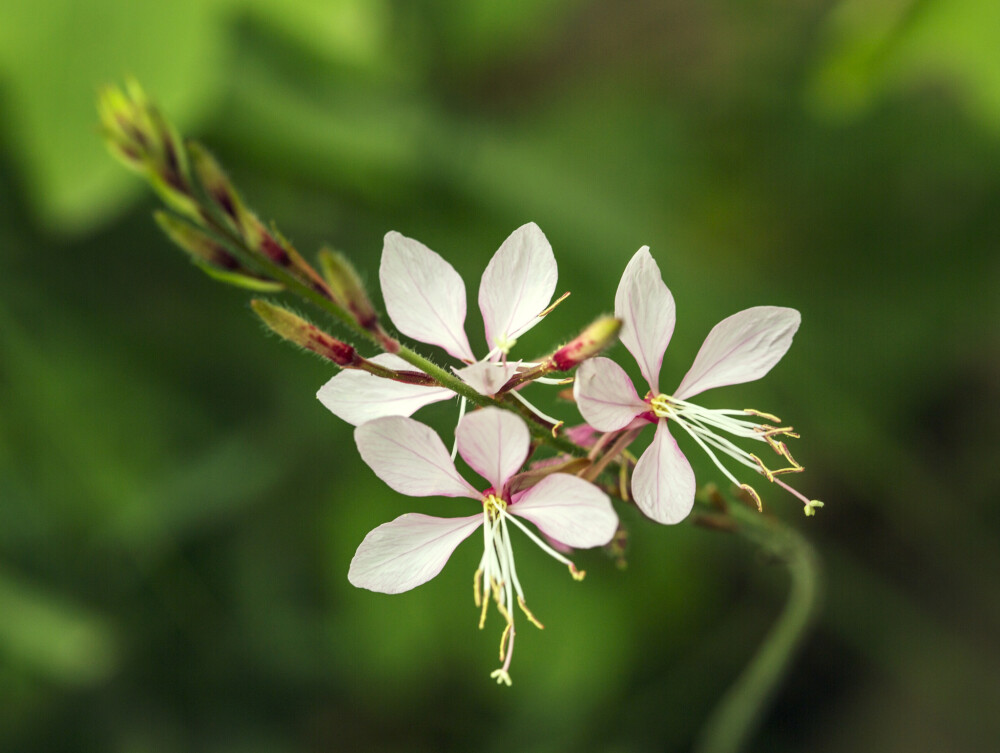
[349,407,618,685]
[574,247,820,522]
[318,223,559,425]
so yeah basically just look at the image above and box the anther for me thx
[756,425,799,439]
[749,453,777,482]
[499,621,512,661]
[473,568,483,609]
[739,483,763,512]
[517,596,545,629]
[537,291,571,318]
[769,440,803,471]
[479,599,490,630]
[745,408,782,423]
[568,563,586,581]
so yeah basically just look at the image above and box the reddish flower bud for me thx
[251,300,358,366]
[551,316,621,371]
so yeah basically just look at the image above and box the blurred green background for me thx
[1,1,998,751]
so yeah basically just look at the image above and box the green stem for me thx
[693,501,822,753]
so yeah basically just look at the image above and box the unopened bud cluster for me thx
[100,80,397,357]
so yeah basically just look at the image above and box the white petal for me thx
[673,306,801,400]
[614,246,676,393]
[349,513,482,593]
[478,222,557,351]
[574,357,648,432]
[631,420,696,524]
[455,407,529,491]
[453,360,518,396]
[511,474,618,548]
[380,231,474,361]
[317,354,453,425]
[355,416,478,498]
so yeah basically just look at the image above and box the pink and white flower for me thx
[318,223,559,425]
[349,407,618,685]
[574,247,819,523]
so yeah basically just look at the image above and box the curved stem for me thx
[693,500,823,753]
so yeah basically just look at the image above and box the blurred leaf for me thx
[243,0,390,69]
[0,0,391,235]
[809,0,1000,129]
[0,0,227,234]
[0,570,118,684]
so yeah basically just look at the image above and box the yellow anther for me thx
[745,408,782,423]
[751,453,803,481]
[478,588,490,629]
[568,563,586,581]
[649,394,671,417]
[749,453,777,483]
[769,440,803,471]
[483,494,507,521]
[551,420,564,438]
[473,568,483,609]
[498,622,512,661]
[517,596,545,629]
[538,291,571,318]
[757,425,798,439]
[739,483,763,512]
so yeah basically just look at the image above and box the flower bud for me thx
[98,80,198,219]
[155,210,235,268]
[187,142,243,226]
[155,212,283,293]
[251,300,358,366]
[318,248,378,330]
[551,316,622,371]
[187,143,337,303]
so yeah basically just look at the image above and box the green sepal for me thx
[194,262,285,293]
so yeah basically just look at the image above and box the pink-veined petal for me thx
[479,222,557,351]
[317,354,453,425]
[349,513,482,593]
[453,360,518,396]
[380,231,474,361]
[673,306,801,400]
[614,246,676,393]
[510,474,618,548]
[574,357,647,432]
[563,423,600,448]
[631,419,696,524]
[355,416,478,499]
[455,407,529,491]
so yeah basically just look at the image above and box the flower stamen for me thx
[648,392,814,512]
[517,596,545,629]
